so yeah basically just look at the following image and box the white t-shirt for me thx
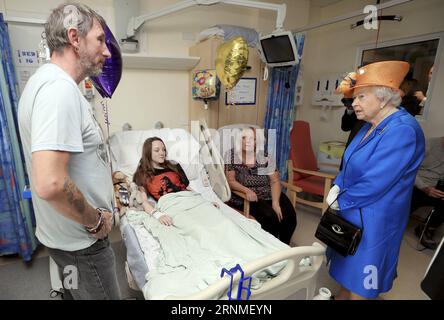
[18,63,114,251]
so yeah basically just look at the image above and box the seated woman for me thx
[131,137,288,299]
[225,127,297,245]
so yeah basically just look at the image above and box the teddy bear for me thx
[128,182,146,212]
[112,171,130,217]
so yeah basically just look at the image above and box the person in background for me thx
[340,93,365,148]
[225,127,297,245]
[411,136,444,250]
[327,61,425,300]
[338,86,365,170]
[400,78,422,116]
[415,64,434,115]
[18,3,121,299]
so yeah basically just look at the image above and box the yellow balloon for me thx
[215,37,249,90]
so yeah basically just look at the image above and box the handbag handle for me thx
[328,189,364,233]
[327,188,347,211]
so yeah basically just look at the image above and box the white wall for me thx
[2,0,310,135]
[102,0,310,134]
[106,0,262,134]
[1,0,63,20]
[298,0,444,152]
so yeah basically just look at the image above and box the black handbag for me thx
[315,206,363,257]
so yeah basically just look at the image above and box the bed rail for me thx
[164,242,325,300]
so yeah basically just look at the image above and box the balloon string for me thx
[101,99,114,176]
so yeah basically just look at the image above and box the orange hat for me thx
[336,61,410,97]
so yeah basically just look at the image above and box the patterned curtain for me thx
[0,14,37,262]
[263,33,305,181]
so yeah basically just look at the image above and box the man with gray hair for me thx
[18,3,121,299]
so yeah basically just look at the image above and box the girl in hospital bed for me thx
[129,137,288,299]
[133,137,220,225]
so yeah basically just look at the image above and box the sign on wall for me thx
[225,78,257,105]
[8,23,45,94]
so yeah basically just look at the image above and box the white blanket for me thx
[126,191,289,299]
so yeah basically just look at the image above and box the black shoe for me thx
[415,225,438,250]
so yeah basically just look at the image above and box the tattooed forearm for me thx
[63,177,86,214]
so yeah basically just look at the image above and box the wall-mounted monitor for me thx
[258,31,299,67]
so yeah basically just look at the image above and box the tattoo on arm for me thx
[63,178,86,214]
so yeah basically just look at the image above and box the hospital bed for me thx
[109,126,326,300]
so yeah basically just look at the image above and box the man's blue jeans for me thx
[48,238,121,300]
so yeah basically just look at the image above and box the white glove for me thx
[326,185,340,210]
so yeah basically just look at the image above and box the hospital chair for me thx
[411,206,437,251]
[287,121,336,213]
[109,127,326,300]
[230,182,302,217]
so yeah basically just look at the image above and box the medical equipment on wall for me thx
[312,73,346,107]
[312,73,347,120]
[257,30,299,67]
[122,122,133,131]
[295,79,304,106]
[119,0,288,54]
[154,121,164,129]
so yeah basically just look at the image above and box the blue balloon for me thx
[90,24,122,98]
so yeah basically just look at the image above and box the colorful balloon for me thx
[215,37,249,90]
[90,24,122,98]
[192,69,219,99]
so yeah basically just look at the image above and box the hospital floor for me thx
[0,204,439,300]
[291,203,438,300]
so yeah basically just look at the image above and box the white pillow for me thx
[110,130,202,182]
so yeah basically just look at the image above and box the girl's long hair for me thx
[133,137,179,188]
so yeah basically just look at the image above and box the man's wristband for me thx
[85,208,107,234]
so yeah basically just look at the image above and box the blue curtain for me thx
[263,33,305,181]
[0,13,37,262]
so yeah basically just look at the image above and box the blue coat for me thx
[328,108,425,298]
